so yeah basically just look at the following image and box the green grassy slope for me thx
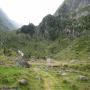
[55,31,90,60]
[0,66,44,90]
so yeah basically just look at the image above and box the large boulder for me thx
[16,56,31,68]
[79,75,88,81]
[18,79,27,85]
[16,60,30,68]
[16,57,31,68]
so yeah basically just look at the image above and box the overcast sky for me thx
[0,0,64,25]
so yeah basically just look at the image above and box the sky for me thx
[0,0,64,25]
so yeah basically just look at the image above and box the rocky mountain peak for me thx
[54,0,90,17]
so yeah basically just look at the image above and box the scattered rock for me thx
[18,79,27,85]
[0,61,4,65]
[31,56,36,61]
[58,70,67,76]
[45,67,49,72]
[79,75,88,81]
[46,58,54,65]
[35,76,42,80]
[61,73,67,76]
[70,60,79,64]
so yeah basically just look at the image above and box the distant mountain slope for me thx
[0,9,18,31]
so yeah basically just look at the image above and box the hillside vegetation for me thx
[0,15,90,60]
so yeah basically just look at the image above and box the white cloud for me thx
[0,0,64,25]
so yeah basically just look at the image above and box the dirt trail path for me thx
[33,67,57,90]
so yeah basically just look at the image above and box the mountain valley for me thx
[0,0,90,90]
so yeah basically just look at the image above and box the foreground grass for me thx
[0,62,90,90]
[0,66,44,90]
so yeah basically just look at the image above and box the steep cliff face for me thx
[54,0,90,17]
